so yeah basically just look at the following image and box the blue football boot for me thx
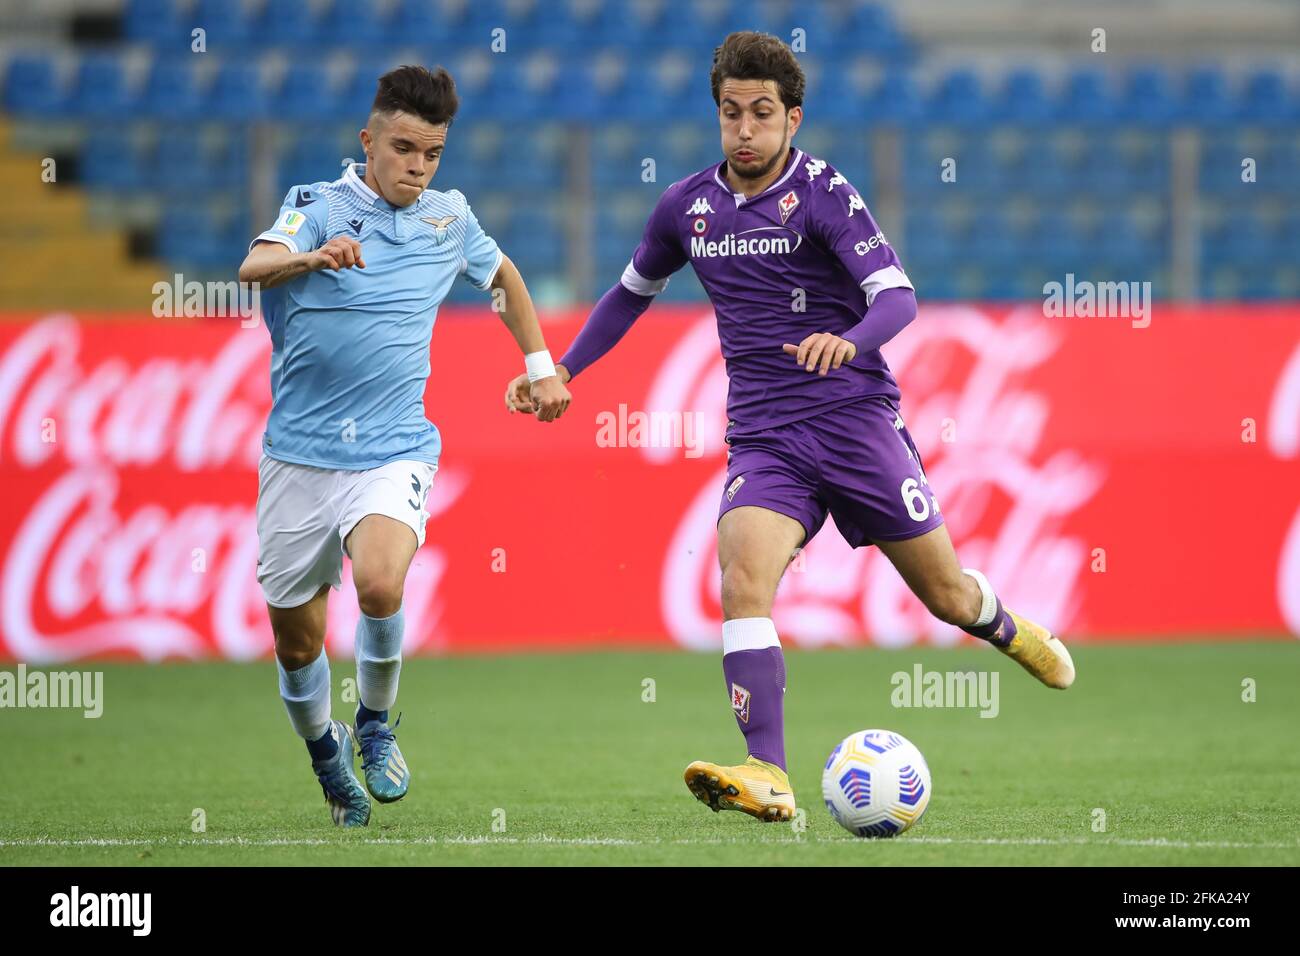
[312,720,371,827]
[356,713,410,803]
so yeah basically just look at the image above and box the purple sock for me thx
[962,594,1018,647]
[722,647,787,771]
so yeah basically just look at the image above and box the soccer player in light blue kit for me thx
[239,66,570,827]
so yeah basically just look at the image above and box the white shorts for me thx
[255,454,437,609]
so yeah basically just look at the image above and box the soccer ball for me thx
[822,729,932,838]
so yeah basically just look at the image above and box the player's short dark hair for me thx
[709,31,804,111]
[371,65,459,127]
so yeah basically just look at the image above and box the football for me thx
[822,729,932,838]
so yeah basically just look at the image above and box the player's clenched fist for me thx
[308,236,366,272]
[504,371,572,422]
[782,332,857,375]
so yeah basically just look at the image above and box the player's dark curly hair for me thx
[371,65,459,126]
[709,31,805,110]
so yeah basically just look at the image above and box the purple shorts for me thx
[717,396,945,548]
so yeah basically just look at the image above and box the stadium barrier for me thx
[1,304,1297,661]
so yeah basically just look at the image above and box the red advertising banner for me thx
[0,305,1297,661]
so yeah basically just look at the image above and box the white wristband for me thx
[525,349,557,383]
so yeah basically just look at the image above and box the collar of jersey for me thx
[344,162,418,213]
[713,148,804,207]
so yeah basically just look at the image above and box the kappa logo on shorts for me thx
[731,682,751,723]
[726,475,745,501]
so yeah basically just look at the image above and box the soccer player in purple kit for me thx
[504,32,1075,823]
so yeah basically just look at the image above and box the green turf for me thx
[1,643,1297,866]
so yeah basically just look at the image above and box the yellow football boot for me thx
[1000,610,1076,689]
[684,756,796,822]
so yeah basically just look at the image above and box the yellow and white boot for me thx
[684,756,796,822]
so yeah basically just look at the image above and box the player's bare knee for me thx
[720,562,775,619]
[355,578,403,619]
[274,631,324,670]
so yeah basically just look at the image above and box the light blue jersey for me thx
[250,162,503,469]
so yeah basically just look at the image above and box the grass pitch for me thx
[1,642,1297,866]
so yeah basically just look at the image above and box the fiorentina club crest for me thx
[730,682,751,723]
[778,189,799,224]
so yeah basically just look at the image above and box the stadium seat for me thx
[995,69,1056,125]
[274,64,340,123]
[1059,69,1117,124]
[1,54,64,117]
[206,62,270,120]
[192,0,254,50]
[1238,69,1294,125]
[317,0,390,49]
[138,58,203,120]
[79,126,147,192]
[1120,68,1179,125]
[927,70,989,126]
[67,53,133,120]
[122,0,185,47]
[1183,66,1235,125]
[254,0,321,49]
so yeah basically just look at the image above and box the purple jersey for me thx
[625,148,914,435]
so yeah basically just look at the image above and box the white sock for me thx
[277,650,331,741]
[721,617,782,655]
[355,605,405,713]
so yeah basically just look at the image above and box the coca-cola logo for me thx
[0,317,465,661]
[656,305,1106,649]
[1268,339,1300,638]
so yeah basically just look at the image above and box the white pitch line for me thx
[1,835,1297,850]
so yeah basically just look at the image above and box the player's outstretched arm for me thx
[492,253,571,422]
[238,236,366,290]
[504,279,654,415]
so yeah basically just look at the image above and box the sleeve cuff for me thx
[249,233,299,254]
[619,260,669,297]
[859,264,914,307]
[468,247,505,290]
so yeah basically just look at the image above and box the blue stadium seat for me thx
[927,70,989,125]
[318,0,390,48]
[205,61,269,120]
[138,58,202,120]
[79,127,147,192]
[387,0,450,46]
[1120,68,1178,125]
[995,69,1056,125]
[1183,67,1234,125]
[845,3,910,59]
[67,53,133,119]
[122,0,186,47]
[1059,69,1117,124]
[1,54,64,116]
[274,63,339,122]
[192,0,253,50]
[865,73,922,126]
[150,126,212,194]
[254,0,320,49]
[1238,69,1294,125]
